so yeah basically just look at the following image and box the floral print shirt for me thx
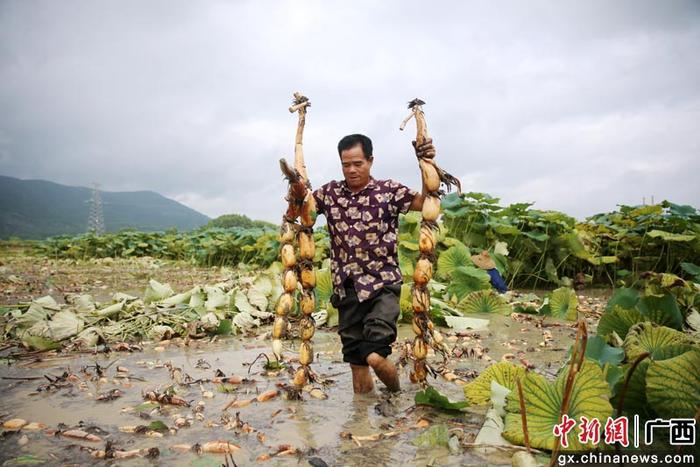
[313,177,418,302]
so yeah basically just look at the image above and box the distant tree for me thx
[205,214,277,230]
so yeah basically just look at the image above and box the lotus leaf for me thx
[597,307,645,339]
[634,293,683,330]
[605,288,639,313]
[646,230,696,242]
[585,335,624,366]
[231,312,260,331]
[315,268,333,308]
[464,361,526,405]
[447,266,491,302]
[436,244,471,280]
[646,349,700,419]
[204,286,228,311]
[415,386,469,412]
[623,323,696,361]
[144,279,174,303]
[457,290,511,315]
[29,310,83,341]
[503,361,613,451]
[444,316,490,332]
[548,287,578,321]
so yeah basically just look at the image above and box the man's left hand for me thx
[413,139,436,159]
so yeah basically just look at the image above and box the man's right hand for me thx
[412,138,436,159]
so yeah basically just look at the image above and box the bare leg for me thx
[366,352,400,392]
[350,364,374,394]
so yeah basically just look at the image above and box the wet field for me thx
[0,310,595,466]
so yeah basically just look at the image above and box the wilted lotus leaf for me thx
[33,295,60,310]
[231,312,260,332]
[144,280,174,303]
[200,312,220,332]
[204,286,228,311]
[29,310,84,341]
[149,325,175,341]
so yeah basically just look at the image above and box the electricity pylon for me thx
[87,182,105,235]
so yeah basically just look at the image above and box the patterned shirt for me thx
[313,177,418,302]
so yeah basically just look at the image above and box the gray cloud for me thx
[1,0,699,224]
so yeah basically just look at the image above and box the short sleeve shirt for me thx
[313,177,418,302]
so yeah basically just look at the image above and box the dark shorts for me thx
[330,279,401,366]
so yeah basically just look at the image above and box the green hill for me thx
[0,175,210,239]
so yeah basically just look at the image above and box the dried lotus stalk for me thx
[400,98,461,384]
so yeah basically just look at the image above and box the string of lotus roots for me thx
[276,92,317,393]
[400,98,462,384]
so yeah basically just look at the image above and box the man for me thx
[313,134,435,393]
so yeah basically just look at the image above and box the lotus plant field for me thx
[0,195,698,466]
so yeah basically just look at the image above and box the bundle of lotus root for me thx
[400,98,461,384]
[275,92,317,390]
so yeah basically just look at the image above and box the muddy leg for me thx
[350,363,374,393]
[366,352,400,392]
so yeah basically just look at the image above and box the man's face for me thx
[340,144,373,191]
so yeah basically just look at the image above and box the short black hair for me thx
[337,134,373,160]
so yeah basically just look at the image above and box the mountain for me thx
[0,175,210,239]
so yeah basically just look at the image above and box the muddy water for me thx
[0,314,578,466]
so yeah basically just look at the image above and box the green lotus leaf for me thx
[315,268,333,308]
[636,293,683,331]
[548,287,578,321]
[615,359,651,417]
[596,306,645,339]
[605,288,639,313]
[614,343,696,417]
[457,290,511,315]
[524,231,549,242]
[646,349,700,419]
[623,322,696,361]
[463,361,526,405]
[398,242,419,279]
[561,231,595,261]
[585,335,624,366]
[503,361,612,451]
[544,258,559,285]
[436,244,471,280]
[447,266,491,302]
[398,283,412,321]
[680,262,700,280]
[415,386,469,412]
[646,230,696,242]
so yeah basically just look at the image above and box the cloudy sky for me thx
[1,0,699,223]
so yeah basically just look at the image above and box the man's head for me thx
[338,134,373,191]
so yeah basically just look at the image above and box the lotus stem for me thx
[615,351,650,417]
[516,377,531,454]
